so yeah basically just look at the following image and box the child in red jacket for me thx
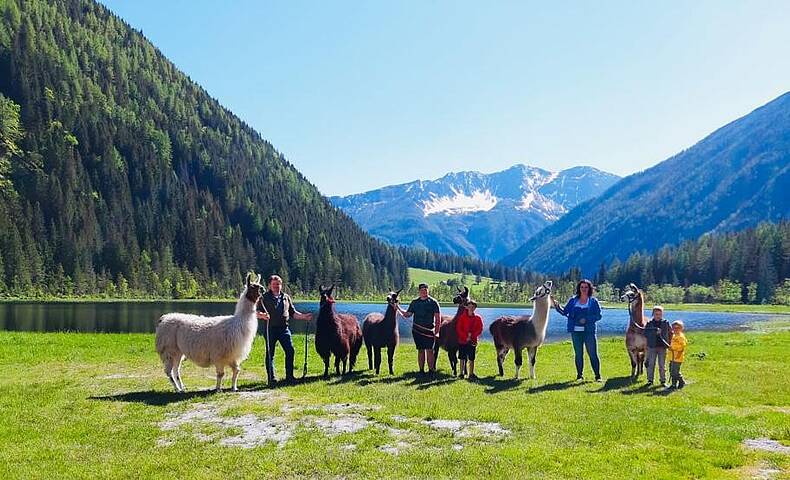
[456,300,483,380]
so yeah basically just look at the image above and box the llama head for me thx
[387,287,403,306]
[620,283,640,302]
[319,284,336,306]
[452,285,470,306]
[244,272,264,303]
[529,280,553,301]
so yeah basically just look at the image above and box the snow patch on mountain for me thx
[422,189,498,216]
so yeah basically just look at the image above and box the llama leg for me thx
[367,344,373,370]
[629,350,637,378]
[174,354,186,392]
[374,348,382,375]
[335,355,341,376]
[528,347,537,379]
[215,366,225,392]
[514,349,523,379]
[387,345,395,375]
[342,357,348,375]
[449,349,458,376]
[231,362,241,392]
[163,354,178,392]
[323,356,330,378]
[496,348,508,377]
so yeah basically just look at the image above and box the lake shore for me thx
[0,321,787,478]
[2,297,789,314]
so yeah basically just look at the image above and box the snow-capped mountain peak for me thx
[330,164,620,260]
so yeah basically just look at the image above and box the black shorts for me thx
[412,328,436,350]
[458,343,477,361]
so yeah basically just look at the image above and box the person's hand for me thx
[579,318,586,325]
[257,312,270,321]
[552,298,559,308]
[435,329,440,338]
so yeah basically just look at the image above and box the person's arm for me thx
[471,315,483,342]
[552,297,568,316]
[660,324,671,348]
[398,301,414,318]
[589,298,602,323]
[433,301,441,336]
[256,299,270,321]
[287,296,312,320]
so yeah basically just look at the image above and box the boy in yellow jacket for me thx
[668,320,687,389]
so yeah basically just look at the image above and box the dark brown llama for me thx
[315,285,363,378]
[433,286,470,376]
[362,288,402,375]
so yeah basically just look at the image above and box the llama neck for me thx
[234,291,256,317]
[532,296,551,336]
[318,303,338,326]
[384,304,398,327]
[453,304,465,320]
[633,295,645,326]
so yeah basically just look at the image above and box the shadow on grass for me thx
[478,375,523,394]
[353,370,459,389]
[620,382,656,395]
[526,380,579,394]
[90,389,217,406]
[589,375,635,393]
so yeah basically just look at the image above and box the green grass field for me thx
[407,267,495,293]
[1,323,788,479]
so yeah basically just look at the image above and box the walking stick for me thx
[302,316,309,378]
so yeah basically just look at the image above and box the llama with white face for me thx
[155,273,264,392]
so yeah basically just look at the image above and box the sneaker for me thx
[678,380,686,389]
[459,373,465,379]
[576,375,584,381]
[469,374,479,381]
[646,381,653,386]
[595,377,602,383]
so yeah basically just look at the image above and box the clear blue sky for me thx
[100,1,790,196]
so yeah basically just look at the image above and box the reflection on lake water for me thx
[0,301,780,340]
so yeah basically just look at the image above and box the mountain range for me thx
[502,91,790,274]
[331,165,619,260]
[0,0,406,296]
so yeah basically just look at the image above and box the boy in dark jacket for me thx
[644,305,672,386]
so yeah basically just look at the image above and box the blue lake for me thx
[0,301,780,341]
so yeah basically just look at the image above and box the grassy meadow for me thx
[0,323,788,479]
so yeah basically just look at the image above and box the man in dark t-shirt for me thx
[256,275,312,383]
[396,283,441,373]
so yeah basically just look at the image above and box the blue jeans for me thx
[571,330,601,378]
[263,326,295,380]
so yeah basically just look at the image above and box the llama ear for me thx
[463,286,469,295]
[456,285,461,292]
[246,273,251,287]
[545,280,553,289]
[256,274,262,284]
[396,287,403,295]
[319,285,324,293]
